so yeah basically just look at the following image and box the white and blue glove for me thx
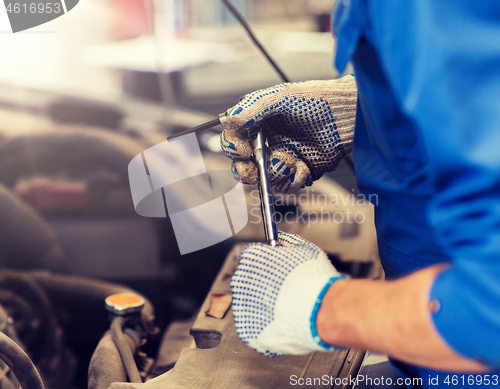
[220,76,357,193]
[231,232,346,357]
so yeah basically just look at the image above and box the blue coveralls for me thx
[332,0,500,386]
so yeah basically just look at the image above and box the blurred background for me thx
[0,1,372,389]
[0,0,341,110]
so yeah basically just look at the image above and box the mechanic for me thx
[219,1,500,387]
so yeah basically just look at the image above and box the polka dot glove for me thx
[231,232,346,357]
[220,76,357,193]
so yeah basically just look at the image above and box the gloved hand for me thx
[220,75,357,193]
[231,232,346,357]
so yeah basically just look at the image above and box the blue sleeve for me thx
[369,1,500,366]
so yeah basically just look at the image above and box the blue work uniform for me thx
[332,0,500,387]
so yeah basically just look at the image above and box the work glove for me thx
[231,232,346,357]
[220,75,357,193]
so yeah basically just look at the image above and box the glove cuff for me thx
[310,274,347,350]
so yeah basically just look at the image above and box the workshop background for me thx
[0,1,378,388]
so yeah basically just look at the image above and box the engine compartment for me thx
[0,87,379,389]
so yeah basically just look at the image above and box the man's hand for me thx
[220,76,357,193]
[231,232,346,356]
[315,265,489,372]
[233,237,489,370]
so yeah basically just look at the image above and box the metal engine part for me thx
[108,244,371,389]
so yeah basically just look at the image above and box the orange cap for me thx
[105,293,145,315]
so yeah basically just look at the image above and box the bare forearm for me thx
[316,264,488,372]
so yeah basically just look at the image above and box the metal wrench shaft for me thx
[248,126,278,246]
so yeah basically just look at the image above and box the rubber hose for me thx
[29,271,154,324]
[0,270,58,349]
[0,305,26,353]
[0,128,147,189]
[0,331,45,389]
[110,317,142,383]
[88,332,129,389]
[0,290,32,335]
[0,184,67,273]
